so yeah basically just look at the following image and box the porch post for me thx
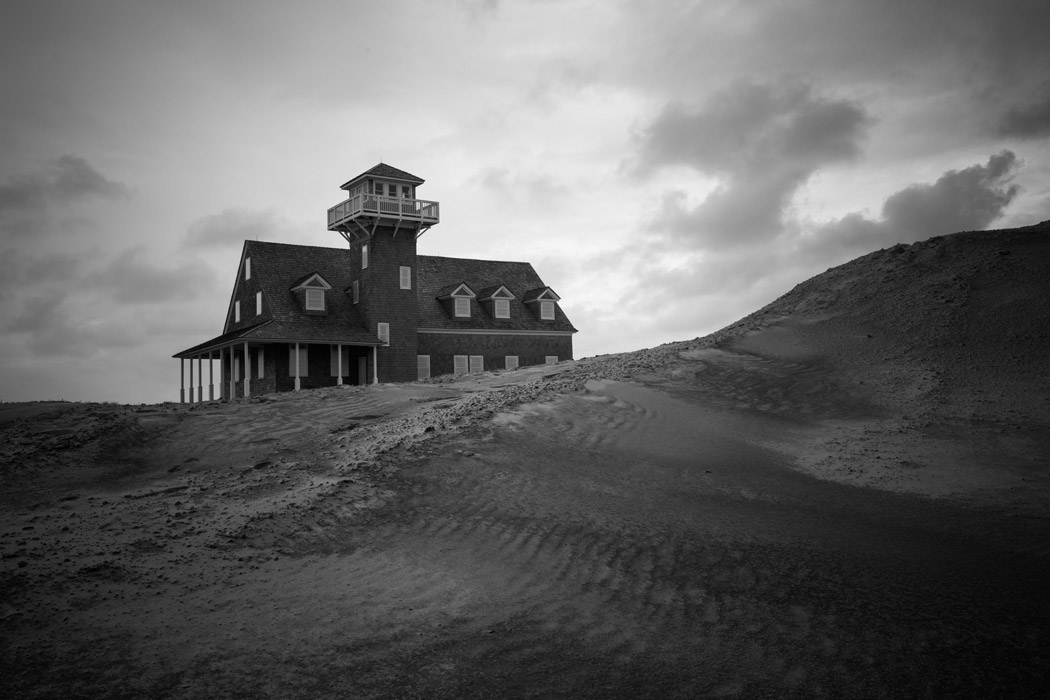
[180,358,185,404]
[208,350,214,401]
[337,344,343,386]
[197,356,203,402]
[372,346,378,385]
[189,356,194,404]
[243,341,251,398]
[229,346,235,400]
[294,342,301,391]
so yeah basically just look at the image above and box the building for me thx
[173,164,576,401]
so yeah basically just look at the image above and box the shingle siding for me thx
[418,333,572,377]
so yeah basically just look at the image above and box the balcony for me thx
[327,193,440,234]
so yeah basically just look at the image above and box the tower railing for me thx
[327,193,440,230]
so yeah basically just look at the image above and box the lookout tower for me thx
[327,163,440,242]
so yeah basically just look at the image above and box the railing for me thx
[328,193,440,229]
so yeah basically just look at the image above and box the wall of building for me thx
[356,226,419,383]
[417,333,573,377]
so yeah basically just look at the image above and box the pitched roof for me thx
[417,255,577,332]
[340,163,425,190]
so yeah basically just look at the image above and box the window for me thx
[545,355,559,365]
[289,345,308,377]
[234,300,240,322]
[469,355,483,373]
[540,300,555,320]
[455,298,470,317]
[377,322,390,346]
[255,291,262,316]
[400,266,411,290]
[494,299,510,318]
[330,346,350,377]
[453,355,468,374]
[401,185,412,198]
[505,356,518,370]
[245,257,251,280]
[257,348,265,379]
[305,288,325,311]
[362,244,369,269]
[352,280,359,304]
[417,355,430,381]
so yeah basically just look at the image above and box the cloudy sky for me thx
[2,0,1049,403]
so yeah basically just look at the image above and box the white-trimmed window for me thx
[505,355,518,370]
[400,266,411,290]
[305,288,325,311]
[289,345,308,377]
[377,322,390,346]
[245,257,251,280]
[330,345,350,377]
[255,291,262,316]
[494,299,510,319]
[469,355,483,373]
[540,300,555,320]
[257,348,265,379]
[455,298,470,318]
[417,355,430,381]
[545,355,559,365]
[352,280,359,304]
[362,244,369,269]
[453,355,468,374]
[234,300,240,322]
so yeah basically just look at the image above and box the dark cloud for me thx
[183,207,288,249]
[634,80,871,248]
[86,247,218,304]
[0,155,128,214]
[0,248,85,301]
[997,81,1050,140]
[4,289,138,359]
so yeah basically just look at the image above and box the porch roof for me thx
[173,319,382,358]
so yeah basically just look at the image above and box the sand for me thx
[2,224,1049,698]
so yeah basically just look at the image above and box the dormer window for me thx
[437,282,477,320]
[306,289,325,311]
[290,272,332,314]
[524,287,561,321]
[478,285,515,319]
[495,299,510,318]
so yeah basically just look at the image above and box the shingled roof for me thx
[340,163,425,190]
[416,255,577,333]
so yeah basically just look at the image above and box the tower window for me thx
[400,266,411,290]
[352,280,360,304]
[362,244,369,269]
[377,322,390,346]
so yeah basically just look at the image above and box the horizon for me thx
[2,0,1049,403]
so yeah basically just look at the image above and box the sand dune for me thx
[2,224,1049,698]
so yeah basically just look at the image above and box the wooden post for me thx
[243,342,250,398]
[229,346,235,400]
[294,342,301,391]
[337,344,343,386]
[180,358,185,403]
[372,346,378,385]
[197,356,203,402]
[208,350,214,401]
[189,356,194,404]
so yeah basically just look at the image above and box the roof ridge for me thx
[418,253,531,265]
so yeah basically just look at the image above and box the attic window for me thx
[540,301,555,320]
[256,291,262,316]
[494,299,510,318]
[235,300,241,322]
[245,257,251,281]
[305,288,325,311]
[455,298,470,317]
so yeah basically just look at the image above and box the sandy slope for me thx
[2,224,1049,698]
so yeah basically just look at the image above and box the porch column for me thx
[180,358,185,404]
[189,356,194,404]
[197,356,203,402]
[229,346,235,400]
[294,342,301,391]
[372,346,378,385]
[243,342,251,398]
[208,350,214,401]
[337,344,343,386]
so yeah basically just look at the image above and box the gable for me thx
[289,272,332,291]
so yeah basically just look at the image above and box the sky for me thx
[2,0,1049,404]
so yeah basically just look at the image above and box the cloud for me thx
[0,155,128,214]
[4,289,139,359]
[183,207,290,249]
[633,79,871,248]
[86,247,219,304]
[997,81,1050,140]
